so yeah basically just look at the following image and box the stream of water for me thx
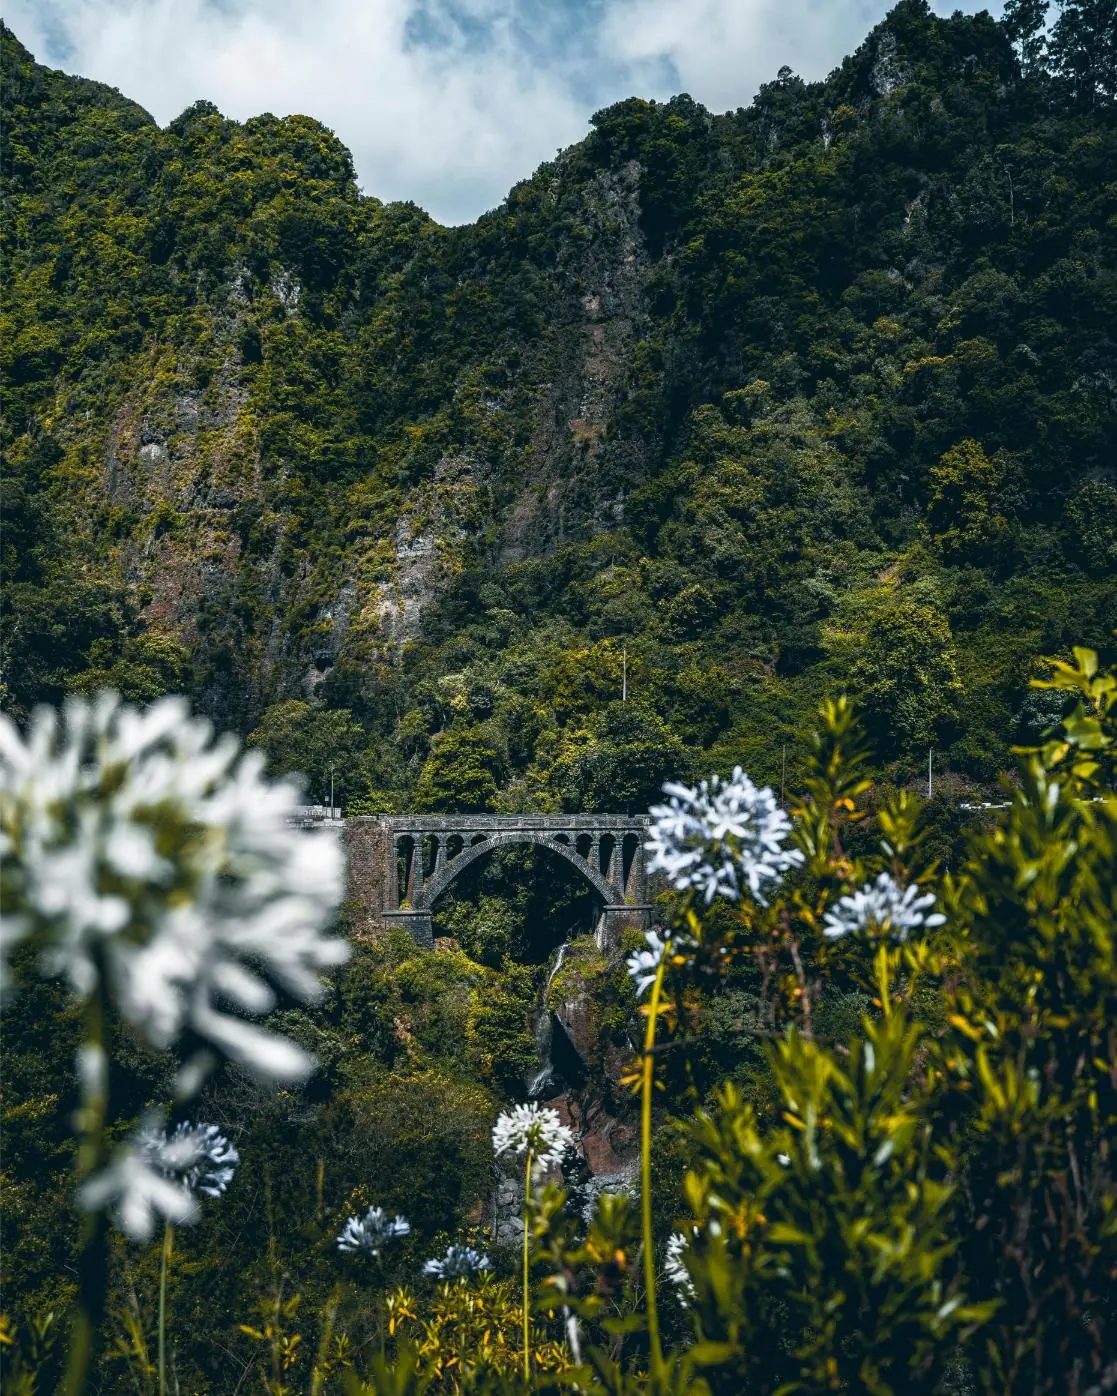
[528,939,571,1098]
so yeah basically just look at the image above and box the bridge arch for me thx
[421,830,615,909]
[343,814,655,949]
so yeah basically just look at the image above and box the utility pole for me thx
[330,766,336,819]
[622,647,627,703]
[781,744,787,807]
[927,747,933,801]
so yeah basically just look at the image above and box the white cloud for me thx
[600,0,885,113]
[0,0,1004,225]
[603,0,1005,114]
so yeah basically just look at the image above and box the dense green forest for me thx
[2,1,1117,1392]
[3,1,1115,815]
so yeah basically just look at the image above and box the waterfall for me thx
[545,939,570,999]
[528,939,571,1098]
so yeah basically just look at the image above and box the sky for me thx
[2,0,1005,225]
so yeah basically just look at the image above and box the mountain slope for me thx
[2,1,1115,812]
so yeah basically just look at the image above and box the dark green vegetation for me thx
[2,1,1117,1390]
[0,922,557,1388]
[4,651,1117,1395]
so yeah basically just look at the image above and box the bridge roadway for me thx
[343,813,654,948]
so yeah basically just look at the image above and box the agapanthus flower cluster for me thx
[337,1205,411,1257]
[822,872,946,944]
[79,1141,201,1241]
[141,1121,239,1197]
[0,693,349,1085]
[646,768,804,905]
[422,1245,491,1281]
[492,1102,574,1172]
[79,1118,240,1240]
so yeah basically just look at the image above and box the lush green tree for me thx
[413,722,502,811]
[545,701,689,813]
[247,700,367,806]
[1049,0,1117,103]
[66,631,190,704]
[853,601,963,752]
[925,438,1010,565]
[1065,478,1117,571]
[1002,0,1050,70]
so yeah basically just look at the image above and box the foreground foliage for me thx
[2,645,1116,1392]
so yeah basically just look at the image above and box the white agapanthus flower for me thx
[140,1121,239,1197]
[337,1206,411,1257]
[646,768,804,905]
[422,1244,491,1281]
[625,929,668,999]
[822,872,947,944]
[664,1231,696,1300]
[492,1102,574,1171]
[79,1140,200,1241]
[0,693,349,1084]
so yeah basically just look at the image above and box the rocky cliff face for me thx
[2,27,667,728]
[488,933,641,1241]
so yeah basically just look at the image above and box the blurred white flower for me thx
[79,1139,199,1241]
[646,768,803,905]
[140,1121,239,1197]
[664,1230,696,1301]
[0,693,349,1084]
[822,872,947,943]
[337,1205,411,1257]
[492,1102,573,1171]
[777,1152,791,1167]
[422,1244,491,1281]
[625,929,667,999]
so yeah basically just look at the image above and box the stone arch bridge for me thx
[344,814,653,948]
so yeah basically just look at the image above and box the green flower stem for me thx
[158,1222,173,1396]
[310,1286,340,1396]
[641,942,669,1386]
[62,983,109,1396]
[522,1147,533,1383]
[874,943,893,1018]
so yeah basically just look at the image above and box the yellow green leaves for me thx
[677,1012,979,1395]
[1024,643,1117,792]
[935,648,1117,1391]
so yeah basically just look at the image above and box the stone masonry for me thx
[343,814,654,949]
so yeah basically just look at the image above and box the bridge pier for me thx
[343,814,656,949]
[598,903,654,952]
[382,908,434,948]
